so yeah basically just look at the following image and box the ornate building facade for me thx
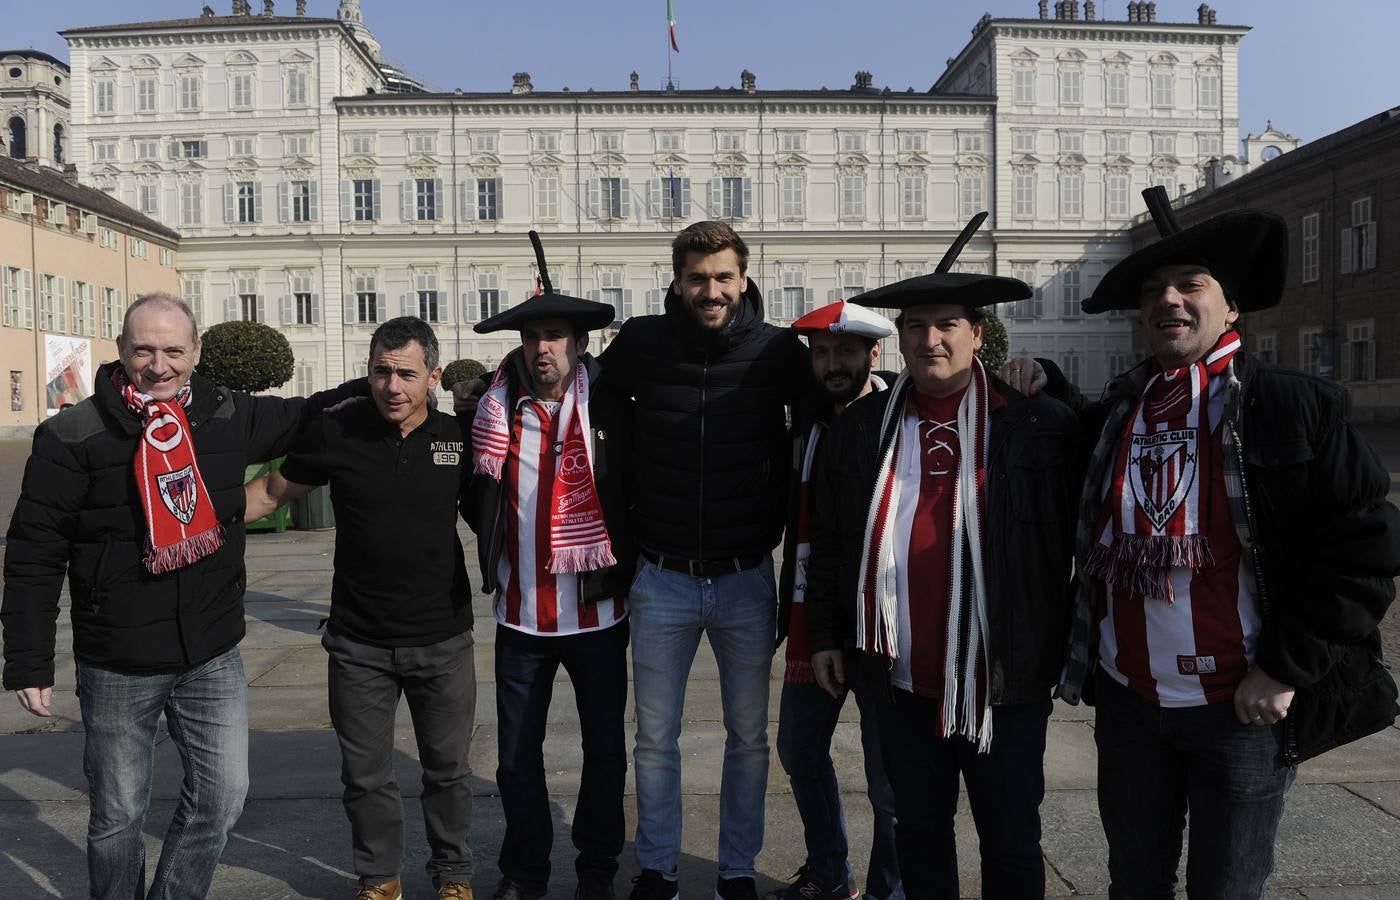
[61,0,1254,393]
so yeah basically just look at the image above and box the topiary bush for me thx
[977,310,1009,372]
[197,321,295,392]
[442,358,487,389]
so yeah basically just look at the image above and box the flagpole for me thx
[666,2,673,90]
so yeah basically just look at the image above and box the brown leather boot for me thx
[353,879,402,900]
[438,883,474,900]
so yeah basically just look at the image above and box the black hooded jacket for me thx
[598,281,813,559]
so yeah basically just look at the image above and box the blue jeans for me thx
[629,557,777,880]
[1095,672,1295,900]
[76,647,250,900]
[776,675,902,899]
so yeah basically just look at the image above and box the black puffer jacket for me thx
[2,361,354,687]
[599,282,812,559]
[467,352,637,604]
[805,378,1081,705]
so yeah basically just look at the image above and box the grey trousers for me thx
[323,628,476,888]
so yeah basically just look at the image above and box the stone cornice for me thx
[334,96,995,119]
[68,25,348,50]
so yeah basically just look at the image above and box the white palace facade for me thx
[61,0,1252,392]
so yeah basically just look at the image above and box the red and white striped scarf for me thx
[1084,331,1242,603]
[784,422,824,684]
[472,351,615,574]
[113,368,224,574]
[857,359,993,750]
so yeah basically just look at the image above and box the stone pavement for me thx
[1,434,1399,898]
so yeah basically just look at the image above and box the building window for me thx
[177,181,201,226]
[1198,133,1222,157]
[130,239,148,259]
[230,136,255,157]
[1299,327,1323,376]
[1012,130,1035,153]
[234,273,260,322]
[287,271,317,325]
[231,73,254,110]
[1009,264,1041,318]
[136,77,157,113]
[1106,172,1130,218]
[839,267,865,301]
[1301,212,1319,283]
[288,180,314,222]
[473,133,499,154]
[1107,353,1132,379]
[135,139,159,160]
[717,176,747,219]
[1013,170,1035,218]
[353,179,378,221]
[1254,332,1277,364]
[1106,132,1130,155]
[100,226,119,249]
[1059,69,1082,106]
[178,74,202,111]
[959,170,985,218]
[1198,67,1221,109]
[100,287,123,339]
[40,274,65,332]
[348,134,373,155]
[415,270,442,323]
[1061,353,1082,386]
[294,362,316,396]
[596,131,622,153]
[1106,68,1128,107]
[138,182,159,217]
[1152,133,1177,156]
[411,133,437,155]
[1012,66,1035,104]
[284,133,311,156]
[838,132,866,154]
[840,174,865,220]
[1344,321,1376,382]
[535,172,560,220]
[1151,170,1178,199]
[776,269,810,321]
[70,281,95,336]
[477,271,501,319]
[1059,171,1083,218]
[596,267,627,319]
[778,131,806,153]
[180,139,207,159]
[534,131,560,152]
[957,133,984,154]
[781,173,805,219]
[1060,265,1082,317]
[899,131,926,153]
[285,68,308,107]
[353,272,380,324]
[593,176,626,220]
[654,176,689,219]
[3,266,33,330]
[413,178,439,221]
[160,248,174,267]
[180,273,204,325]
[477,177,501,220]
[236,182,259,223]
[716,131,744,153]
[1342,197,1377,273]
[900,173,925,220]
[1151,70,1175,107]
[95,79,115,114]
[1059,132,1083,154]
[93,140,117,162]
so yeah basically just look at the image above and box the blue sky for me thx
[8,0,1397,143]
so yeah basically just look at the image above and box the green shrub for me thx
[977,310,1009,373]
[442,358,487,389]
[196,321,295,393]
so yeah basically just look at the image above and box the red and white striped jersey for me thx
[1098,380,1260,707]
[495,396,627,636]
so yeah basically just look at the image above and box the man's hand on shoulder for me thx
[997,356,1047,396]
[16,686,52,717]
[1233,665,1295,726]
[453,378,486,419]
[244,472,314,523]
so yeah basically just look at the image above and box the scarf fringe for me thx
[474,453,504,480]
[783,660,816,684]
[548,545,617,575]
[1083,533,1214,604]
[146,526,224,576]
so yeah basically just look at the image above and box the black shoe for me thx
[491,879,542,900]
[715,876,760,900]
[764,868,859,900]
[629,870,678,900]
[576,872,617,900]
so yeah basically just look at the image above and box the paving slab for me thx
[1342,781,1400,818]
[1296,727,1400,784]
[0,689,83,734]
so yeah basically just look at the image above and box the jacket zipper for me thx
[697,358,709,561]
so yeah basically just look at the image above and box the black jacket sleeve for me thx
[805,412,852,655]
[241,378,369,463]
[1,425,90,689]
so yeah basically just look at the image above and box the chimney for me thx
[1069,1,1079,19]
[629,71,640,92]
[740,69,756,93]
[853,70,873,90]
[1127,2,1139,22]
[1085,0,1096,19]
[202,4,216,16]
[296,0,306,13]
[62,163,80,186]
[1146,1,1157,21]
[1053,1,1063,18]
[231,0,251,15]
[511,72,533,94]
[262,0,275,16]
[1039,0,1049,18]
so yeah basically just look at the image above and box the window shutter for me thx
[21,270,34,329]
[224,296,238,322]
[400,293,413,317]
[804,288,814,314]
[621,289,632,320]
[252,181,263,223]
[619,179,632,218]
[648,178,661,218]
[433,178,444,221]
[278,181,289,223]
[374,294,387,322]
[742,177,754,218]
[462,291,475,322]
[438,290,452,324]
[493,177,504,219]
[279,294,292,325]
[255,295,266,323]
[709,178,721,215]
[588,290,602,304]
[1341,227,1354,275]
[1363,225,1376,270]
[499,289,509,310]
[401,179,414,221]
[458,180,471,220]
[587,178,600,219]
[222,183,235,223]
[340,180,352,221]
[168,140,179,160]
[344,293,357,323]
[680,178,692,217]
[827,289,837,303]
[645,289,660,316]
[199,140,209,158]
[371,180,382,220]
[307,180,319,221]
[311,294,322,326]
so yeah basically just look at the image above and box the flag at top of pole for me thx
[668,0,680,52]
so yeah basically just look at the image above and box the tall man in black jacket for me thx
[805,254,1079,899]
[1005,191,1400,899]
[598,221,812,900]
[3,292,357,900]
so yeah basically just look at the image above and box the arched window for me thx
[53,123,64,165]
[7,116,25,159]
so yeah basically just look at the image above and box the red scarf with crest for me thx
[114,368,224,574]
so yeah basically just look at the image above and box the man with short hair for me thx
[245,317,476,900]
[771,299,901,900]
[466,238,635,900]
[597,221,813,900]
[805,224,1079,899]
[3,292,357,900]
[1006,190,1400,898]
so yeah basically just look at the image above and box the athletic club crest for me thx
[1128,429,1197,530]
[157,465,200,525]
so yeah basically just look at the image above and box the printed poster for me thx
[45,335,92,416]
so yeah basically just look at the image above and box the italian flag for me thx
[668,0,680,52]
